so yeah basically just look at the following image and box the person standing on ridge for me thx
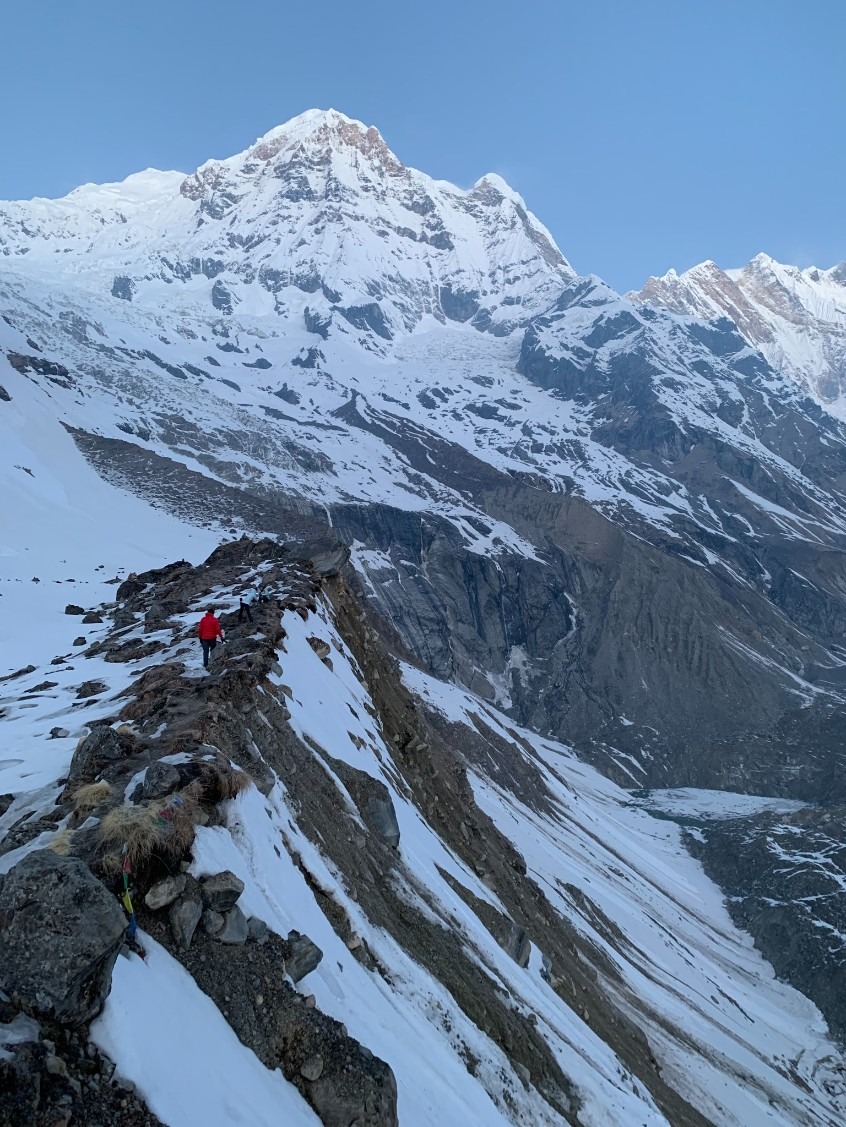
[238,592,253,624]
[198,608,224,668]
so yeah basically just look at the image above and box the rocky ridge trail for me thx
[1,536,845,1125]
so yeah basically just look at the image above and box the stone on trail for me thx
[169,891,203,950]
[144,874,187,912]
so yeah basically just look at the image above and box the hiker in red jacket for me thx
[198,608,224,669]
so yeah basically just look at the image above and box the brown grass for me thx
[47,828,74,856]
[98,793,198,873]
[186,758,252,805]
[70,780,112,815]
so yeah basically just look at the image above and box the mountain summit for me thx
[0,109,572,345]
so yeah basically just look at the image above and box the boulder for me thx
[301,1054,324,1082]
[82,612,103,625]
[144,874,187,912]
[112,608,137,628]
[66,727,132,790]
[169,891,203,950]
[216,906,249,945]
[307,636,331,660]
[49,727,70,740]
[75,679,106,699]
[285,930,323,983]
[72,637,86,647]
[0,851,126,1025]
[367,794,400,849]
[200,870,244,913]
[64,605,85,616]
[142,761,181,800]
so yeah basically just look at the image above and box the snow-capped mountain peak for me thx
[632,251,846,411]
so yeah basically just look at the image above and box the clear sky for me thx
[0,1,843,291]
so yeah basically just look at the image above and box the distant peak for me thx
[473,173,526,208]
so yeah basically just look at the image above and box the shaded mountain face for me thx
[2,109,846,803]
[631,254,846,414]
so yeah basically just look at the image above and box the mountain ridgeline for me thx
[2,109,846,1073]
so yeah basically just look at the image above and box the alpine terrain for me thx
[1,109,845,1126]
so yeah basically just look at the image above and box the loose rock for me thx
[144,874,187,912]
[200,870,245,913]
[216,906,249,945]
[285,930,323,983]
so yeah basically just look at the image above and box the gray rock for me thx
[201,910,224,935]
[504,923,531,968]
[144,874,187,912]
[49,727,70,740]
[82,612,103,625]
[247,917,269,944]
[300,1053,324,1082]
[285,930,323,983]
[66,727,130,790]
[169,893,203,950]
[216,906,249,945]
[0,850,126,1025]
[75,679,106,699]
[112,608,137,628]
[142,761,181,800]
[64,605,85,616]
[200,870,244,913]
[72,637,86,647]
[367,793,400,849]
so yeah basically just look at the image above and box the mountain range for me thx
[2,108,846,1125]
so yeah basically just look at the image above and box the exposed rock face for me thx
[0,851,125,1025]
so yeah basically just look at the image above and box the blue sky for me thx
[1,1,842,291]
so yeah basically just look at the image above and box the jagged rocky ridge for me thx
[1,537,844,1126]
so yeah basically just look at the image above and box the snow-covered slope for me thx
[632,254,846,415]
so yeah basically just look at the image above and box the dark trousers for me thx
[238,603,253,623]
[201,639,217,668]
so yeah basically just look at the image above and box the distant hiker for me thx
[238,593,253,624]
[198,608,224,668]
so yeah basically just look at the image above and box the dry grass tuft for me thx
[98,793,197,872]
[47,828,74,856]
[189,758,252,805]
[70,780,112,815]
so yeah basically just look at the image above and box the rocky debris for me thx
[65,727,135,791]
[0,851,126,1025]
[112,608,137,628]
[0,384,10,402]
[216,906,249,945]
[0,795,13,817]
[200,870,244,913]
[72,636,86,647]
[141,761,181,800]
[168,884,203,950]
[82,612,104,624]
[76,679,107,699]
[284,930,324,983]
[0,1020,161,1126]
[25,680,58,693]
[64,605,85,616]
[503,922,532,968]
[144,874,187,911]
[49,727,71,739]
[151,922,397,1127]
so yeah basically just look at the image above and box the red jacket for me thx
[198,613,223,641]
